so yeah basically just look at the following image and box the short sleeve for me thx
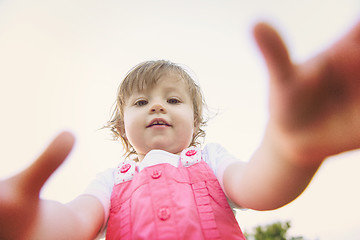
[202,143,244,210]
[83,168,115,237]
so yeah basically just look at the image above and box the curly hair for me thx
[105,60,208,160]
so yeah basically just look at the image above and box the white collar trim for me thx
[137,149,180,172]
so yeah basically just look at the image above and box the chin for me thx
[145,138,191,154]
[150,144,182,154]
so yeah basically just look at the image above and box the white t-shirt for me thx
[84,143,242,231]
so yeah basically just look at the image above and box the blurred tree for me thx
[244,221,305,240]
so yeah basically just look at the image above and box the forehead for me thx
[146,74,188,92]
[124,72,190,96]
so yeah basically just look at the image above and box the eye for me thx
[134,99,148,106]
[167,98,181,104]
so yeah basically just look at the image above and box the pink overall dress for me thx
[106,147,246,240]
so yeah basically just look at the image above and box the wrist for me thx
[262,124,326,168]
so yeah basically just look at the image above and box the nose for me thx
[150,103,167,113]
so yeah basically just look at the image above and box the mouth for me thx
[146,118,171,128]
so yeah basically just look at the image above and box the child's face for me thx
[123,73,195,160]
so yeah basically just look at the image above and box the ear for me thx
[121,131,127,140]
[121,133,127,139]
[194,122,199,132]
[193,119,200,136]
[118,124,127,139]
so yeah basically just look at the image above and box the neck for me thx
[136,150,183,162]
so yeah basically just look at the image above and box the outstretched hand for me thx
[253,21,360,165]
[0,132,75,240]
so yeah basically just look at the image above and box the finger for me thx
[19,131,75,195]
[328,20,360,80]
[253,22,294,83]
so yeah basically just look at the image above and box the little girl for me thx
[1,22,360,240]
[90,59,248,239]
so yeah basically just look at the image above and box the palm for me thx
[254,21,360,164]
[0,132,74,239]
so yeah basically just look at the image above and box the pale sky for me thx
[1,1,360,239]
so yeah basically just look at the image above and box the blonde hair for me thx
[105,60,207,160]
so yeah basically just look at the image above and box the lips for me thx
[146,118,171,128]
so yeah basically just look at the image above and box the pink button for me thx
[151,169,162,179]
[185,149,197,156]
[158,207,170,221]
[120,163,131,173]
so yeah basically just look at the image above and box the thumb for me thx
[18,131,75,196]
[253,22,294,83]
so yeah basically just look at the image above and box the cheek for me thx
[123,118,144,150]
[123,111,139,138]
[178,110,196,137]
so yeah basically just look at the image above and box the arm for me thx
[224,20,360,210]
[29,195,104,239]
[223,133,319,211]
[0,132,104,239]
